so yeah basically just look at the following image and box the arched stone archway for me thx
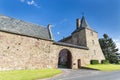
[58,49,72,68]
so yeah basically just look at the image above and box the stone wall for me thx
[59,28,105,64]
[0,31,105,70]
[72,29,86,46]
[0,31,89,70]
[52,43,90,69]
[0,31,54,70]
[85,29,105,62]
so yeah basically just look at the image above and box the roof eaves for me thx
[0,29,53,41]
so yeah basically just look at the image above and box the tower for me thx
[72,16,105,61]
[72,16,93,47]
[60,16,105,62]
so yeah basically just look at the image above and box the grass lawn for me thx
[86,64,120,71]
[0,69,62,80]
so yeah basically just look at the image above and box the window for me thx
[92,40,95,45]
[91,31,93,36]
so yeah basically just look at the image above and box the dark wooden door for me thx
[78,59,81,69]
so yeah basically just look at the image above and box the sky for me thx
[0,0,120,52]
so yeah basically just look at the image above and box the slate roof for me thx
[80,16,91,29]
[72,16,97,34]
[59,35,72,42]
[0,15,52,40]
[54,42,89,50]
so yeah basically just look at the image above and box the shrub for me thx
[90,60,99,64]
[117,60,120,64]
[101,60,109,64]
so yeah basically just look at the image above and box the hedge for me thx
[101,60,109,64]
[90,60,99,64]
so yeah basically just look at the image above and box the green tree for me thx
[99,34,119,63]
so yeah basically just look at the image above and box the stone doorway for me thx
[58,49,72,68]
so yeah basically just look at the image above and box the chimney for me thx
[47,24,54,40]
[76,18,81,29]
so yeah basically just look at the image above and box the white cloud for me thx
[27,0,34,5]
[57,32,60,35]
[27,0,38,7]
[113,39,120,53]
[60,19,67,24]
[20,0,39,8]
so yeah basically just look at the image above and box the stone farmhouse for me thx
[0,15,105,70]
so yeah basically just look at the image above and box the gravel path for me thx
[41,69,120,80]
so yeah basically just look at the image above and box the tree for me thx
[99,34,119,63]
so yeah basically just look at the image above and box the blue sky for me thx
[0,0,120,51]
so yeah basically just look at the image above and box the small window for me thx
[91,31,93,36]
[18,43,21,45]
[7,46,9,49]
[92,40,95,45]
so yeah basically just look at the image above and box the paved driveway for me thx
[46,69,120,80]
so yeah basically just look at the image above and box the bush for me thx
[101,60,109,64]
[90,60,99,64]
[117,60,120,64]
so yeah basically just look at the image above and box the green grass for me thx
[86,64,120,71]
[0,69,62,80]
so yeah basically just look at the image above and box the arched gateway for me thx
[58,49,72,68]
